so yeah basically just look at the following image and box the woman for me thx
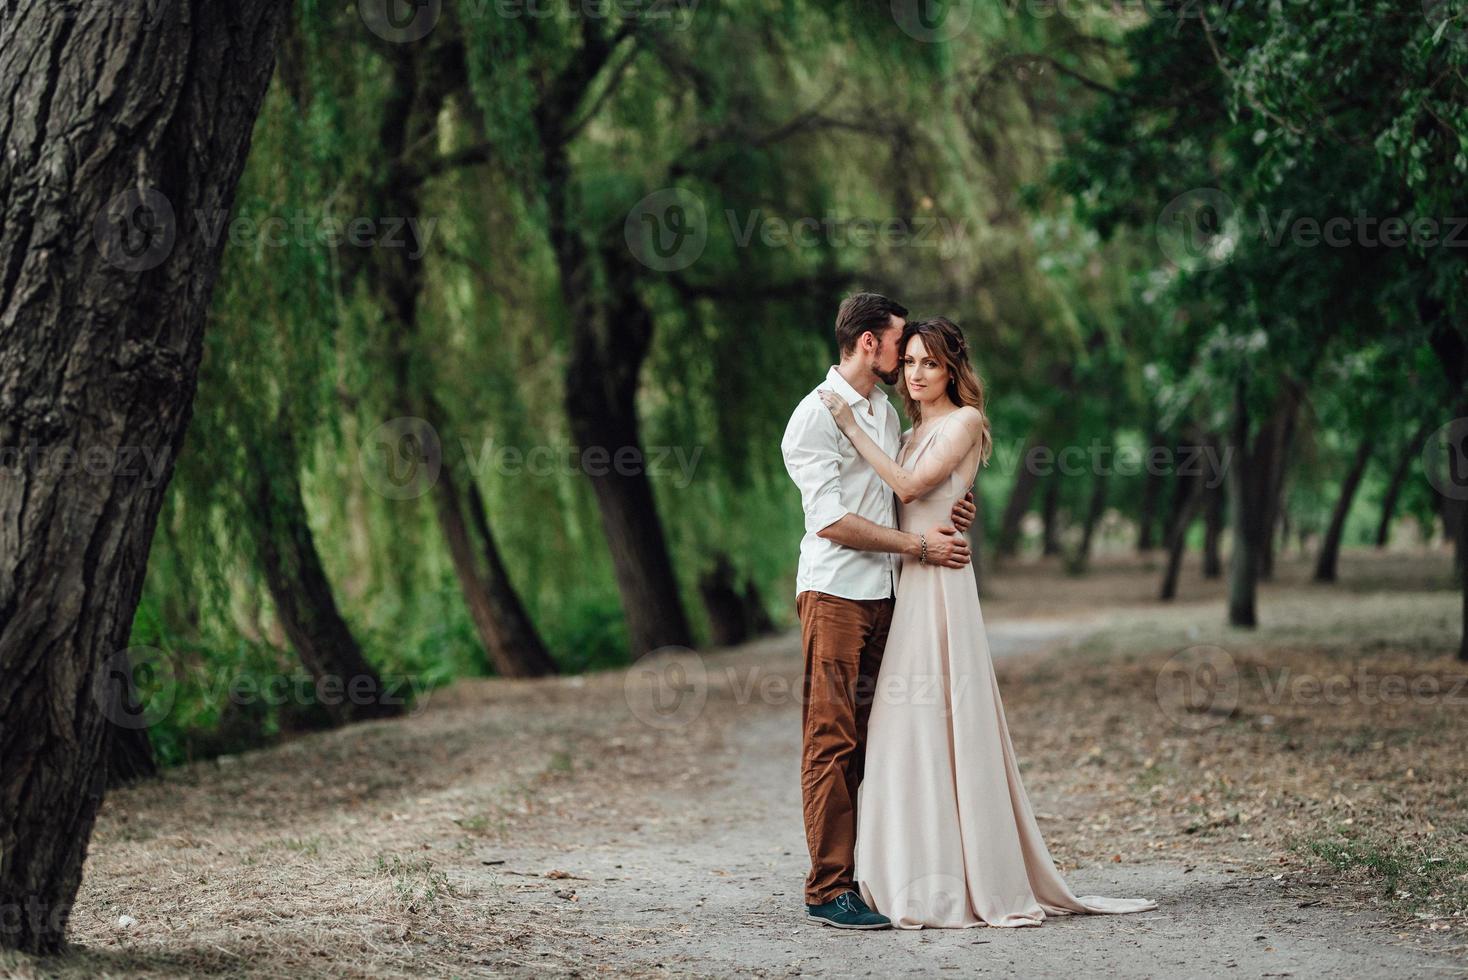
[817,316,1157,929]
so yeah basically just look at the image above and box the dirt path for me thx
[38,600,1468,979]
[443,617,1464,978]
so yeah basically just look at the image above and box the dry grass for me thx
[8,545,1464,976]
[982,546,1468,941]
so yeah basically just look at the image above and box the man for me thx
[780,292,976,929]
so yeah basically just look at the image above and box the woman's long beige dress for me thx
[854,412,1158,928]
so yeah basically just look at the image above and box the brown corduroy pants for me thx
[795,589,894,905]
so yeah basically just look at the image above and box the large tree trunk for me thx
[997,435,1046,558]
[540,129,694,655]
[1314,437,1373,583]
[250,437,403,724]
[1375,420,1432,547]
[356,44,555,677]
[1425,314,1468,660]
[0,0,288,953]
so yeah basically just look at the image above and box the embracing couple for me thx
[780,293,1157,930]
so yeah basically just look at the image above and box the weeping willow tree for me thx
[132,0,1168,765]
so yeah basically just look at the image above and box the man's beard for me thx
[874,364,900,386]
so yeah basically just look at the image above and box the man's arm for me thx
[818,513,971,567]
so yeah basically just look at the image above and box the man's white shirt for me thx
[780,365,901,600]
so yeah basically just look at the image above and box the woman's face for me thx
[903,334,950,408]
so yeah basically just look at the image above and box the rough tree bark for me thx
[536,23,695,656]
[0,0,289,953]
[250,431,404,724]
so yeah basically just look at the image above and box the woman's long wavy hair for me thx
[898,316,993,467]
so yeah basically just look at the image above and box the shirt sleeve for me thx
[781,397,848,534]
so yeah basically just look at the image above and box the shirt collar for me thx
[825,365,888,407]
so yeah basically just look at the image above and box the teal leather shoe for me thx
[805,890,892,929]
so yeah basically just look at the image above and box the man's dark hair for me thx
[834,292,908,357]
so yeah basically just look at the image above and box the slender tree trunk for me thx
[1073,471,1109,571]
[1203,458,1225,579]
[1376,420,1432,548]
[1136,430,1166,552]
[0,0,288,953]
[1228,382,1265,626]
[250,440,403,724]
[354,44,555,677]
[1424,314,1468,660]
[1258,391,1299,580]
[1160,457,1205,601]
[997,435,1046,558]
[1040,477,1062,556]
[1314,437,1373,583]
